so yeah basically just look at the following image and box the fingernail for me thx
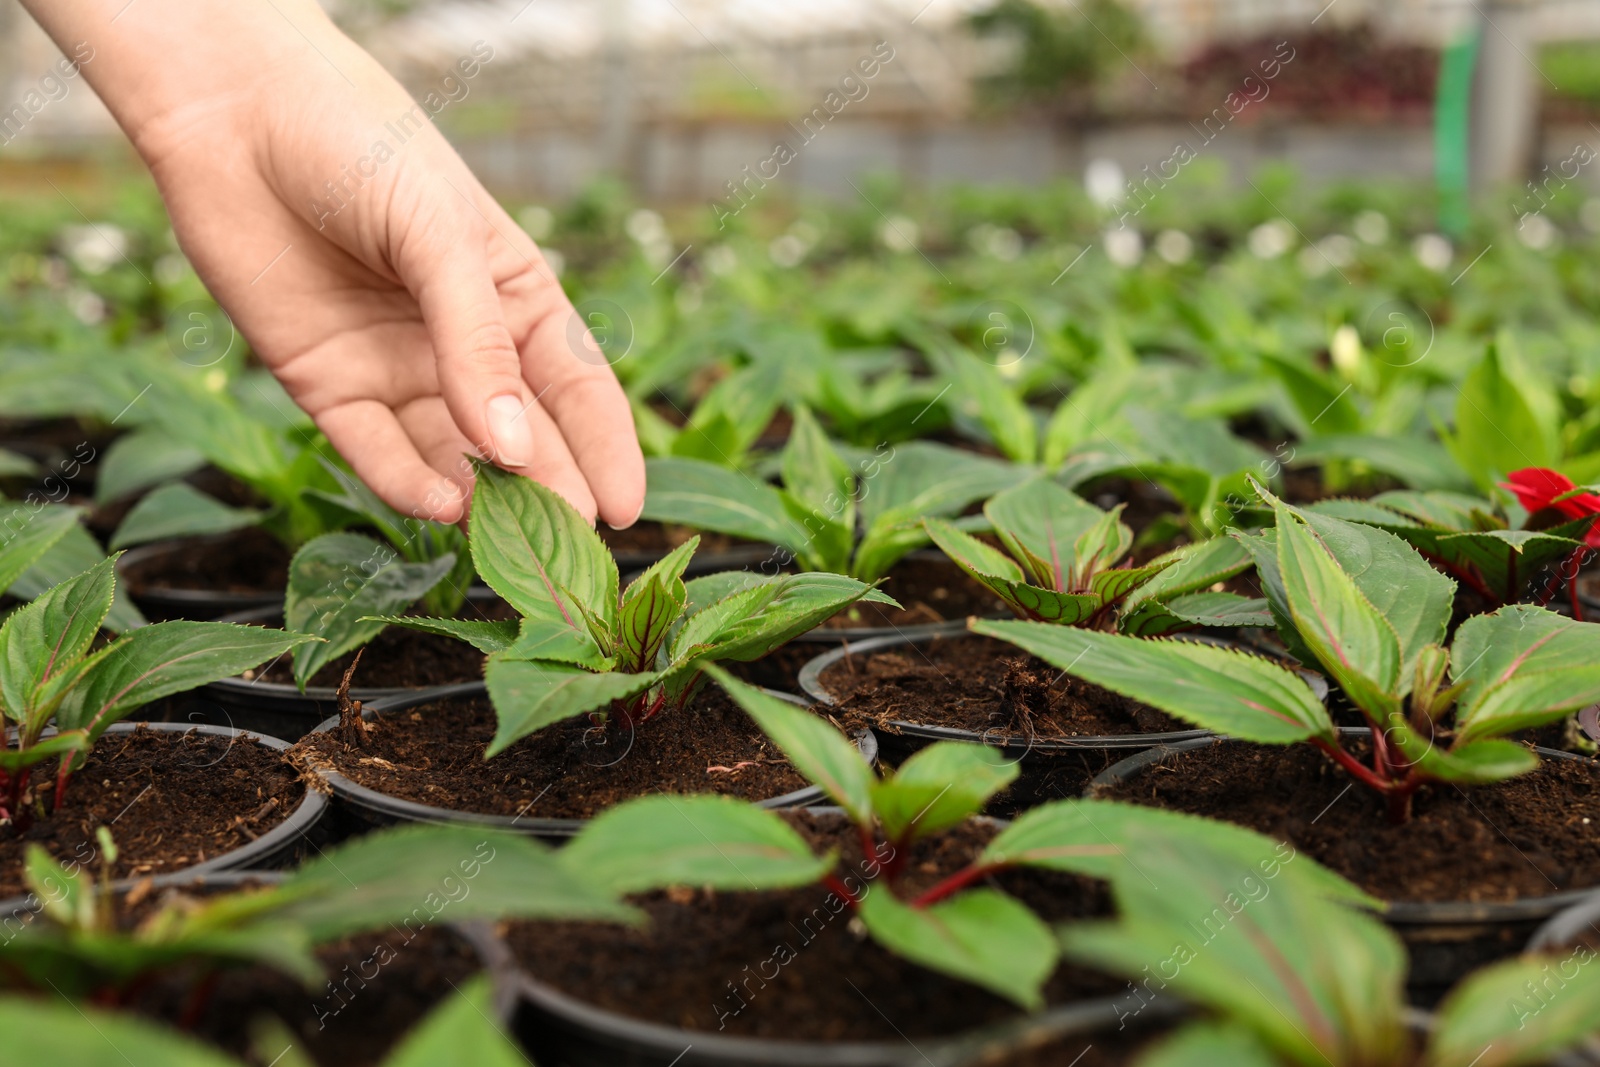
[486,394,531,468]
[606,501,645,531]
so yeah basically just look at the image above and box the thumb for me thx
[413,240,535,471]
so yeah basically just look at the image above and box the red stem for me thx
[1571,567,1586,623]
[51,763,70,813]
[822,872,859,908]
[911,863,1003,908]
[1310,738,1391,794]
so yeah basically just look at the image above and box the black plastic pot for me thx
[0,721,326,921]
[116,537,286,620]
[189,602,497,741]
[1087,730,1600,1004]
[1528,886,1600,953]
[299,682,877,841]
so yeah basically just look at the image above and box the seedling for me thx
[0,557,312,829]
[1060,827,1600,1067]
[641,404,1028,581]
[0,497,144,632]
[374,462,897,754]
[1,822,631,1002]
[282,461,473,688]
[974,484,1600,822]
[557,666,1368,1009]
[925,475,1268,633]
[1309,479,1593,611]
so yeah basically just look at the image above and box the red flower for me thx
[1501,467,1600,545]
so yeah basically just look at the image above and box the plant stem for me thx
[1310,738,1391,794]
[1572,567,1586,623]
[822,872,860,908]
[1385,776,1422,824]
[911,863,1002,908]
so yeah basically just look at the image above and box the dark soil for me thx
[506,810,1117,1041]
[251,624,490,690]
[0,729,304,897]
[725,641,826,692]
[821,634,1183,740]
[129,915,485,1067]
[293,689,817,820]
[1097,738,1600,903]
[600,520,745,557]
[821,555,1010,630]
[122,527,291,596]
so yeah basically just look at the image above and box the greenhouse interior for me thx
[4,0,1600,1064]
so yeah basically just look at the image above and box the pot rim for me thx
[1086,728,1600,924]
[300,681,877,838]
[115,538,284,611]
[0,721,325,921]
[798,629,1224,753]
[1527,886,1600,953]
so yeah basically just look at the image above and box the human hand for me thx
[21,0,643,527]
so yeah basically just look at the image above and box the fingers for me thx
[521,309,647,530]
[409,225,600,521]
[317,399,468,524]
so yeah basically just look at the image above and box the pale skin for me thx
[19,0,645,528]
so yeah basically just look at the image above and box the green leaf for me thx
[92,429,206,505]
[1125,536,1255,609]
[110,482,263,549]
[0,556,116,726]
[1403,737,1540,785]
[0,501,79,593]
[781,405,856,531]
[923,338,1038,464]
[54,622,315,742]
[1043,364,1138,468]
[671,360,785,468]
[873,742,1018,845]
[1291,435,1469,492]
[667,572,895,669]
[972,620,1333,743]
[1262,353,1362,436]
[275,824,636,941]
[382,976,531,1067]
[986,477,1114,589]
[858,887,1055,1009]
[1427,952,1600,1067]
[978,799,1376,908]
[24,843,87,927]
[858,442,1028,530]
[0,996,243,1066]
[1442,340,1558,492]
[481,658,657,755]
[1451,605,1600,717]
[924,518,1100,624]
[1121,592,1273,636]
[558,794,833,895]
[10,523,147,632]
[1271,496,1402,714]
[707,665,873,823]
[0,448,37,478]
[363,616,518,655]
[616,542,693,674]
[468,462,618,648]
[1134,1022,1286,1067]
[285,533,458,689]
[1456,665,1600,745]
[642,456,808,551]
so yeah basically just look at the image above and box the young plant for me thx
[374,462,896,754]
[1060,828,1600,1067]
[103,373,352,551]
[0,557,313,828]
[1,823,631,1002]
[1,497,144,632]
[554,666,1370,1010]
[642,404,1029,582]
[0,976,535,1067]
[924,475,1268,634]
[1309,478,1594,611]
[631,358,786,470]
[282,461,473,688]
[973,484,1600,822]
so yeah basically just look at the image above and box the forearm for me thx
[17,0,369,154]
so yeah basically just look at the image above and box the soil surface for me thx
[601,520,746,558]
[122,527,291,596]
[0,729,304,897]
[247,604,513,690]
[821,555,1010,630]
[293,689,817,820]
[131,916,484,1067]
[821,634,1183,740]
[506,811,1117,1041]
[1097,738,1600,903]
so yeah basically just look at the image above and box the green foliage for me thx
[981,483,1600,820]
[644,405,1027,581]
[926,476,1266,632]
[0,558,311,825]
[381,463,892,754]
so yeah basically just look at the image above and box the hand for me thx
[21,0,643,527]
